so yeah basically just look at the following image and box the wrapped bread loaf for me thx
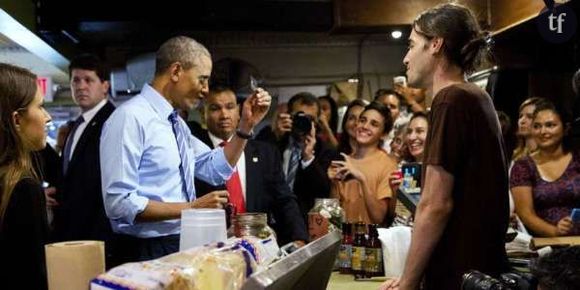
[90,237,278,290]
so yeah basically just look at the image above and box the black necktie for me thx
[62,116,84,174]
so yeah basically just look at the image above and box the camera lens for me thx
[291,111,313,138]
[462,271,509,290]
[500,272,537,290]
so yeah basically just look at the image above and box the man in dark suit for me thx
[193,86,308,245]
[256,92,336,222]
[52,54,116,259]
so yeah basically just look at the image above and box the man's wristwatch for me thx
[235,129,254,139]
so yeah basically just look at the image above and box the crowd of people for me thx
[1,3,579,290]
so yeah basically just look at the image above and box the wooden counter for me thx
[327,271,388,290]
[530,236,580,250]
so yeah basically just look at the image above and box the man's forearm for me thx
[223,120,251,166]
[400,200,453,289]
[518,211,559,237]
[223,136,248,166]
[399,165,454,288]
[135,200,191,222]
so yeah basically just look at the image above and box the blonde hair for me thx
[0,63,39,225]
[512,97,545,161]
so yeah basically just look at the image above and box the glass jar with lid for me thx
[228,212,276,240]
[308,198,345,241]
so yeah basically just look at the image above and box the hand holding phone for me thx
[329,155,353,181]
[393,76,407,88]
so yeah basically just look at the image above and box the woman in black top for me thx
[0,63,52,290]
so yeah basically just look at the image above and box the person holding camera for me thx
[256,92,336,222]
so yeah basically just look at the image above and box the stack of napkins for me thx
[505,230,535,257]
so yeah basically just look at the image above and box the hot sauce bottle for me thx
[338,223,353,274]
[351,222,367,279]
[364,224,384,277]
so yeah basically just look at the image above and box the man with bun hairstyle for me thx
[381,4,509,290]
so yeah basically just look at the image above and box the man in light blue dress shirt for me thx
[100,36,271,264]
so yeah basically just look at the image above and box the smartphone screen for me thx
[401,162,422,194]
[571,208,580,223]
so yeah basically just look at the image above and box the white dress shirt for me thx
[68,99,107,160]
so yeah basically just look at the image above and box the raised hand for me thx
[240,88,272,131]
[274,113,292,139]
[301,123,316,161]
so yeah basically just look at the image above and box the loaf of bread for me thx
[90,237,279,290]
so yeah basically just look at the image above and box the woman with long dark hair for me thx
[337,99,368,155]
[511,100,580,236]
[0,63,52,289]
[317,95,339,148]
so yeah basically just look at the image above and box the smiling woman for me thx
[404,112,429,162]
[510,100,580,237]
[0,62,52,290]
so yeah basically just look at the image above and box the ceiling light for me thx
[391,30,403,39]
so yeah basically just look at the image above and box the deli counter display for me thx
[89,231,341,290]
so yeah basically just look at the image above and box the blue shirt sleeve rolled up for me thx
[100,84,233,238]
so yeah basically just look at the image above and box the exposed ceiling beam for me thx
[490,0,546,34]
[332,0,488,33]
[0,9,69,71]
[331,0,549,34]
[0,0,36,30]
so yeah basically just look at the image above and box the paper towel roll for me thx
[45,240,105,290]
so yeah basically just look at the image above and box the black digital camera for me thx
[291,111,313,139]
[462,270,536,290]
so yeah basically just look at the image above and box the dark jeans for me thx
[107,233,180,268]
